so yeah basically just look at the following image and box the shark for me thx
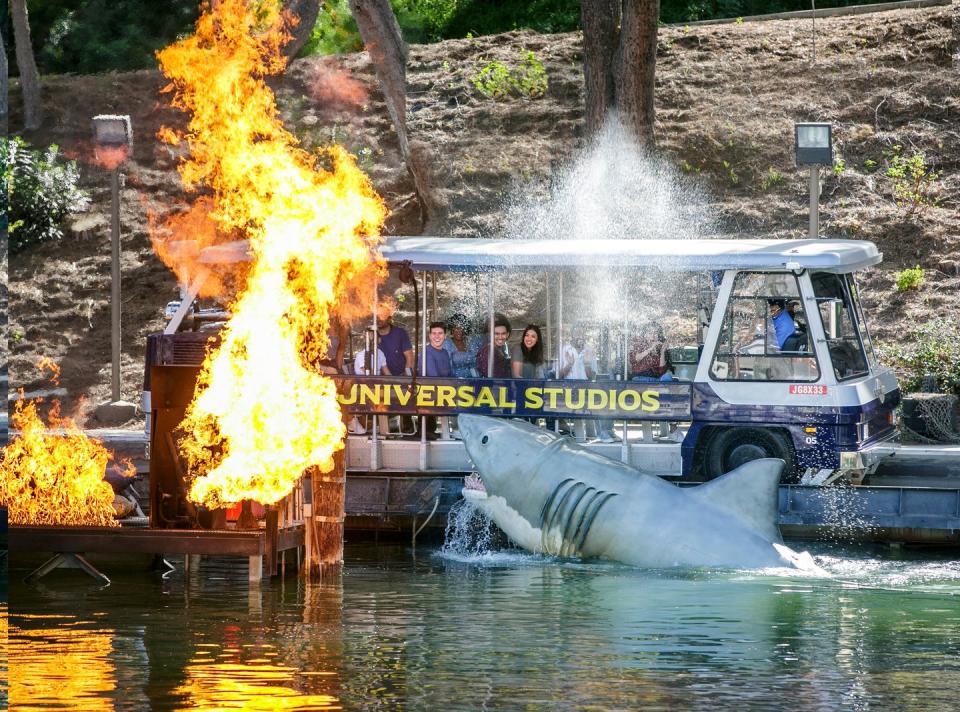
[457,414,817,571]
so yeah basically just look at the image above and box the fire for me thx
[0,395,133,527]
[154,0,385,508]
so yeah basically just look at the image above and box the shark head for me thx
[458,414,566,550]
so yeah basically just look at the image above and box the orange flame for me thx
[0,395,134,527]
[155,0,385,508]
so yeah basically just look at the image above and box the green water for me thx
[6,542,960,711]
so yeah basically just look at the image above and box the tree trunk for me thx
[1,27,8,135]
[580,0,659,148]
[614,0,659,147]
[282,0,322,60]
[349,0,437,228]
[11,0,43,130]
[580,0,619,138]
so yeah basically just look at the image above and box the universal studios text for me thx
[334,377,692,419]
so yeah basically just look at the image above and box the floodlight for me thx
[92,114,133,147]
[795,122,832,166]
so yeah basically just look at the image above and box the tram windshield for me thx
[709,272,819,382]
[810,271,871,380]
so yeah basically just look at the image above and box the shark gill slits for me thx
[542,480,581,536]
[572,492,617,553]
[539,478,575,527]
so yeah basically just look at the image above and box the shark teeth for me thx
[463,473,486,493]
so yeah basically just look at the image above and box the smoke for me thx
[306,64,369,109]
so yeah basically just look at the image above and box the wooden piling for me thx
[304,447,346,580]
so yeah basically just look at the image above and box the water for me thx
[7,541,960,711]
[502,116,718,243]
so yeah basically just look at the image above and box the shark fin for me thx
[689,458,784,543]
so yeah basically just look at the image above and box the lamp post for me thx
[794,122,833,239]
[92,114,135,420]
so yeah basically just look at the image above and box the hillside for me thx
[7,3,959,425]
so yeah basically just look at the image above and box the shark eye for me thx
[481,435,489,445]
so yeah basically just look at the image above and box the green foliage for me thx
[9,1,901,72]
[721,159,739,185]
[832,158,845,177]
[881,319,960,397]
[884,148,941,214]
[2,137,90,255]
[300,0,363,56]
[472,50,547,99]
[758,166,783,191]
[894,266,924,292]
[19,1,198,75]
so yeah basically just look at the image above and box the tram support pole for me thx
[304,447,346,581]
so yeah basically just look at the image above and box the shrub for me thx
[472,50,547,99]
[758,166,782,191]
[894,266,924,292]
[881,318,960,396]
[2,137,90,255]
[885,149,941,214]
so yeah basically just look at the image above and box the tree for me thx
[348,0,438,229]
[1,25,8,135]
[282,0,322,59]
[10,0,43,130]
[581,0,659,146]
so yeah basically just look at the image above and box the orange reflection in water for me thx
[9,614,341,711]
[175,645,341,711]
[9,615,117,711]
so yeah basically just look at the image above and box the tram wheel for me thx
[703,427,796,482]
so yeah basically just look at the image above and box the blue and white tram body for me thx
[373,237,899,482]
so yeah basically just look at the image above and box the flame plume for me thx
[155,0,385,508]
[0,397,132,527]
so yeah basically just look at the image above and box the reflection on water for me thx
[7,543,960,710]
[0,603,7,708]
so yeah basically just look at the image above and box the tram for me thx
[150,236,900,487]
[336,237,900,485]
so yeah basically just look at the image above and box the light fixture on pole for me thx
[795,122,833,239]
[92,114,136,423]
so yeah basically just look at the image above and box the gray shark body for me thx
[458,415,815,570]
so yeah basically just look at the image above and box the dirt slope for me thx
[7,3,959,425]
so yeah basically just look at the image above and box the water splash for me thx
[502,115,718,242]
[440,499,501,558]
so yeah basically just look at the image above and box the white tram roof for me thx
[379,237,882,273]
[193,236,881,274]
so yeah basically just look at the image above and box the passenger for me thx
[316,316,348,375]
[768,299,803,352]
[349,329,389,434]
[353,330,390,376]
[443,313,481,378]
[560,325,617,443]
[476,316,512,378]
[511,324,546,379]
[377,311,414,376]
[420,321,453,377]
[629,323,669,380]
[420,321,453,439]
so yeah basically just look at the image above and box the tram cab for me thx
[147,236,899,485]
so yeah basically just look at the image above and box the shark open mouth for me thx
[462,473,487,499]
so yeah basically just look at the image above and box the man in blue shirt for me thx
[768,299,801,351]
[420,321,453,438]
[377,315,414,376]
[420,322,453,377]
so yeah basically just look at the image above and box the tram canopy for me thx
[378,237,881,274]
[193,236,881,274]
